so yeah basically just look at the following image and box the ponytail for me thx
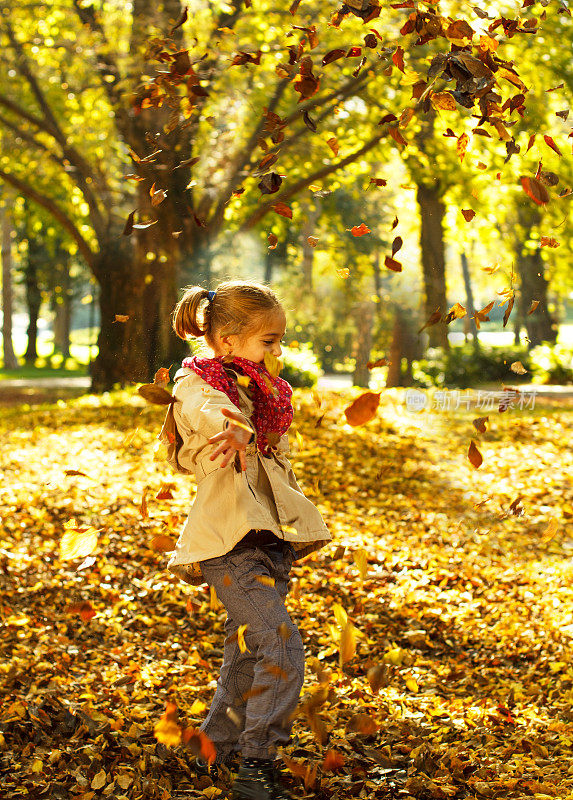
[172,285,211,341]
[173,280,282,347]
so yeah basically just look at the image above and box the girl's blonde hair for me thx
[172,280,282,346]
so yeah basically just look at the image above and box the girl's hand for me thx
[208,408,254,471]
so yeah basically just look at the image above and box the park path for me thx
[0,374,572,403]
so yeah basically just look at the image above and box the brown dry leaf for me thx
[510,361,528,375]
[367,664,389,692]
[344,392,381,426]
[472,416,489,433]
[468,440,483,469]
[419,308,443,333]
[540,236,560,248]
[462,209,475,222]
[322,749,346,772]
[326,137,339,156]
[384,256,402,272]
[138,384,175,405]
[527,300,540,314]
[348,713,378,735]
[272,202,293,219]
[431,92,456,111]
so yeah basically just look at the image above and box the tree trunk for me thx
[300,204,320,289]
[517,246,557,347]
[386,306,420,387]
[1,206,18,369]
[416,183,448,350]
[460,251,479,350]
[52,256,72,359]
[24,252,42,365]
[352,299,373,388]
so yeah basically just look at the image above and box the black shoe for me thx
[231,764,293,800]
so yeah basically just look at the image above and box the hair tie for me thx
[207,290,216,302]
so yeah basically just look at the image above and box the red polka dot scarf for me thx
[182,356,294,455]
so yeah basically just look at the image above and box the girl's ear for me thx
[220,333,237,355]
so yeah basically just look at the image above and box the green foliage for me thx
[413,343,533,388]
[529,343,573,385]
[280,344,322,388]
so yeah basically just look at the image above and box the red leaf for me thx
[462,209,475,222]
[388,126,407,147]
[391,236,403,256]
[543,134,563,157]
[526,134,536,152]
[327,137,339,156]
[378,113,398,125]
[346,46,362,58]
[392,46,405,72]
[272,202,293,219]
[322,48,346,65]
[520,176,550,206]
[268,233,278,250]
[384,256,402,272]
[349,223,371,237]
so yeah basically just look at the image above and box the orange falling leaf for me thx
[344,392,381,426]
[468,440,483,469]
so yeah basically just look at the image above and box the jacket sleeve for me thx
[174,375,254,441]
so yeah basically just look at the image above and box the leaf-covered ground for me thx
[1,388,572,800]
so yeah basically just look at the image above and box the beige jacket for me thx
[158,367,331,585]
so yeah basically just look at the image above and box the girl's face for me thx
[220,308,287,364]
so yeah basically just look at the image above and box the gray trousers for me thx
[198,540,304,760]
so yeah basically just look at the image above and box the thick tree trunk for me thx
[386,306,420,387]
[352,299,373,388]
[517,247,557,347]
[1,206,18,369]
[416,183,449,350]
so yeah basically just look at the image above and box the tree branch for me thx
[0,168,95,267]
[0,112,65,166]
[240,132,385,230]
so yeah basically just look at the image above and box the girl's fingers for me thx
[239,450,248,472]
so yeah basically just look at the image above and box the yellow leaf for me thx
[59,525,99,561]
[238,624,251,653]
[154,702,181,746]
[190,699,207,714]
[385,647,407,665]
[31,759,43,773]
[237,374,251,388]
[91,769,107,789]
[339,621,357,666]
[264,351,282,377]
[405,674,419,692]
[542,517,559,542]
[295,430,304,450]
[353,548,368,580]
[255,574,275,587]
[332,603,348,629]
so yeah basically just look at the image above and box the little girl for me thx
[159,280,331,800]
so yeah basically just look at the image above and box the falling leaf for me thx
[264,351,282,377]
[322,49,346,65]
[473,300,495,329]
[67,601,96,622]
[60,521,99,561]
[540,236,560,248]
[472,416,489,433]
[457,132,470,162]
[405,673,419,692]
[385,256,402,272]
[322,750,346,772]
[349,222,371,237]
[542,517,560,543]
[391,236,403,256]
[520,176,550,206]
[431,92,457,111]
[418,308,442,333]
[154,702,182,746]
[510,361,528,375]
[503,294,515,328]
[348,713,378,735]
[138,384,175,405]
[150,535,176,552]
[527,300,540,314]
[272,202,293,219]
[353,548,368,580]
[543,135,562,157]
[255,574,276,587]
[344,392,381,426]
[258,172,283,194]
[392,45,405,72]
[268,233,278,250]
[326,137,339,156]
[307,236,318,247]
[182,727,216,765]
[237,624,251,653]
[462,209,475,222]
[367,664,389,692]
[443,302,467,324]
[367,357,391,369]
[468,440,483,469]
[122,211,135,236]
[339,620,357,665]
